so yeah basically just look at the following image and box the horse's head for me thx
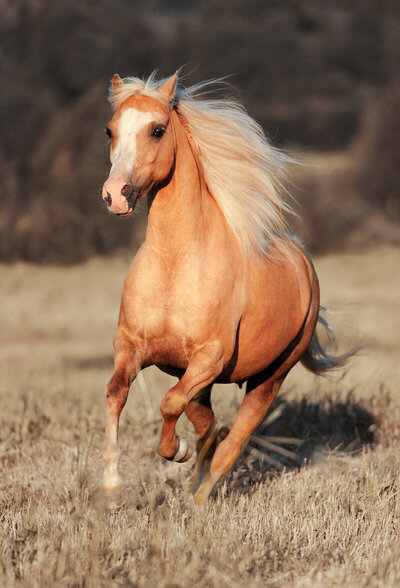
[102,73,178,215]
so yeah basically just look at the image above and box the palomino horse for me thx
[101,71,352,505]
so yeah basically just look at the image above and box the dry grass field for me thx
[1,246,400,587]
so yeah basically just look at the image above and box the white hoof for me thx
[102,471,123,493]
[172,438,192,462]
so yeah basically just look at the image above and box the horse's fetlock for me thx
[103,448,119,463]
[157,438,178,460]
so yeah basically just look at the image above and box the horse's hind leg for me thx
[102,337,141,493]
[185,386,229,493]
[192,375,284,506]
[185,386,215,444]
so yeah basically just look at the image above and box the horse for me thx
[100,71,353,505]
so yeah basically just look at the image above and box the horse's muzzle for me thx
[102,180,141,216]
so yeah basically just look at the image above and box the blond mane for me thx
[110,72,293,255]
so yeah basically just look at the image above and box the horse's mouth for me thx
[116,209,133,217]
[115,192,141,216]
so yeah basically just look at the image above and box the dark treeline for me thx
[1,0,399,262]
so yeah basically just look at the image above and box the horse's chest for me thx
[121,274,218,365]
[135,309,205,368]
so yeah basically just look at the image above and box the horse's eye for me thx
[105,127,112,139]
[152,125,166,139]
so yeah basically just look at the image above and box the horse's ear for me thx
[158,71,179,102]
[112,74,124,93]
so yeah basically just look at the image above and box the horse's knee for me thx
[106,372,130,411]
[160,388,187,418]
[107,373,124,395]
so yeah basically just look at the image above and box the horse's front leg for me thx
[157,342,224,462]
[102,338,141,493]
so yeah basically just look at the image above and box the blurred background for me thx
[1,0,400,263]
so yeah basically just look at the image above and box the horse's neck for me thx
[145,110,212,256]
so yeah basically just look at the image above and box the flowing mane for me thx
[109,72,293,255]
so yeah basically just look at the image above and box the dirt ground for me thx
[0,246,399,587]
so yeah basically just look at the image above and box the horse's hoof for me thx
[172,437,193,463]
[192,492,206,507]
[186,493,203,510]
[102,472,123,494]
[104,484,122,494]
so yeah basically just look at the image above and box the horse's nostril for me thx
[103,191,112,206]
[121,184,134,199]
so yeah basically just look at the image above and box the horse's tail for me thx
[301,308,359,375]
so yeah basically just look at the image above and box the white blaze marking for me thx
[110,108,155,178]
